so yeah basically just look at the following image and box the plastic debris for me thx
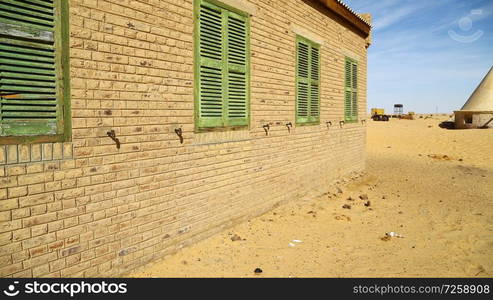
[386,232,404,238]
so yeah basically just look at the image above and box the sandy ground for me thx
[130,116,493,277]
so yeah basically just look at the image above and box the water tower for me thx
[394,104,403,116]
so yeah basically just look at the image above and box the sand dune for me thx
[129,116,493,277]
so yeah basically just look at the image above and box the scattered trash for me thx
[289,240,302,247]
[231,234,242,241]
[254,268,263,274]
[428,154,451,161]
[342,204,351,209]
[335,215,351,221]
[386,232,404,238]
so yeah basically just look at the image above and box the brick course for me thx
[0,0,368,277]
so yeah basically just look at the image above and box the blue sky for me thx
[344,0,493,113]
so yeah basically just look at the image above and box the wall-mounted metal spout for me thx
[263,124,270,136]
[107,130,121,149]
[175,128,184,144]
[285,122,292,133]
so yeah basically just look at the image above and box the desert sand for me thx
[129,116,493,277]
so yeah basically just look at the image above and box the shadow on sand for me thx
[439,121,455,130]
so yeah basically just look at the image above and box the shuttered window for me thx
[0,0,70,141]
[195,0,250,129]
[296,35,320,124]
[344,57,358,122]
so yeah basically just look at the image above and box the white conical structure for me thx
[461,66,493,111]
[454,66,493,129]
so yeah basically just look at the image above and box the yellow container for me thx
[371,108,385,116]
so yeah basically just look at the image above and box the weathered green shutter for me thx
[296,36,320,124]
[296,39,309,122]
[0,0,62,136]
[196,0,249,128]
[197,2,224,128]
[309,46,320,121]
[226,11,248,126]
[344,58,358,122]
[351,62,358,120]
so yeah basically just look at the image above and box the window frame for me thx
[295,35,321,125]
[193,0,251,132]
[344,56,358,123]
[0,0,71,145]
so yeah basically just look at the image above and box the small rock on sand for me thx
[359,194,368,200]
[335,215,351,221]
[231,234,242,241]
[342,204,351,209]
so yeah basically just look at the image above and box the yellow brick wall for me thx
[0,0,368,277]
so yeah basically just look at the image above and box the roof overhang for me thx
[454,110,493,113]
[316,0,371,37]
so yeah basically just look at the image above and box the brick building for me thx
[0,0,371,277]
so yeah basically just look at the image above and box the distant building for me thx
[0,0,371,277]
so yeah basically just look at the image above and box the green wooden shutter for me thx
[344,58,358,122]
[0,0,63,136]
[296,38,309,123]
[196,0,249,129]
[296,36,320,124]
[344,59,352,121]
[309,45,320,121]
[226,11,248,126]
[351,62,358,120]
[197,2,224,128]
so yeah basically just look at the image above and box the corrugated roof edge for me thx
[335,0,372,27]
[315,0,371,37]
